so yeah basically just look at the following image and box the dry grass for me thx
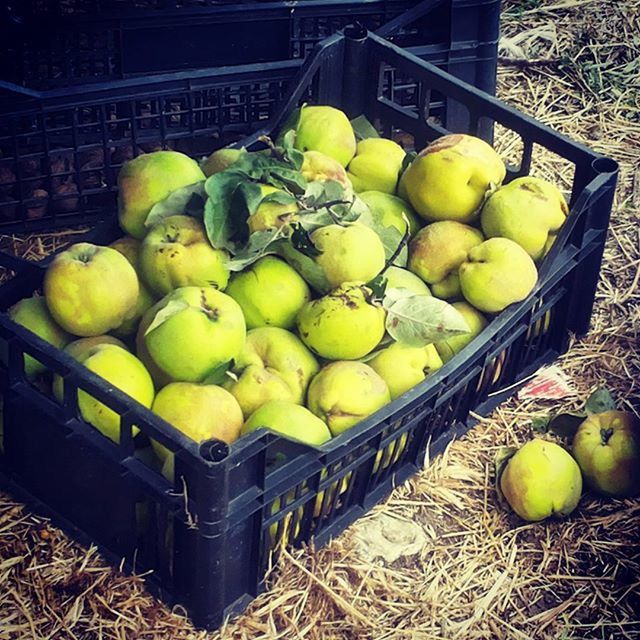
[1,0,639,638]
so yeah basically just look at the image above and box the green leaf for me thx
[494,446,518,506]
[225,229,285,272]
[144,181,207,228]
[585,387,617,415]
[260,191,298,207]
[401,151,417,175]
[384,293,470,347]
[546,412,586,440]
[202,360,234,385]
[291,223,322,258]
[531,415,550,433]
[275,107,302,147]
[367,274,388,302]
[203,171,247,250]
[350,114,380,141]
[144,300,190,337]
[266,165,307,194]
[358,206,408,267]
[276,241,331,294]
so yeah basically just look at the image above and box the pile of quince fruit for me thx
[5,104,572,480]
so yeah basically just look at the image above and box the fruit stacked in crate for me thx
[5,103,569,481]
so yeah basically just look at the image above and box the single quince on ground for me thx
[500,439,582,521]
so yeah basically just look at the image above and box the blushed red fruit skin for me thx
[572,410,640,497]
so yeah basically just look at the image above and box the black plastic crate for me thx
[1,0,500,88]
[0,37,499,231]
[0,29,617,631]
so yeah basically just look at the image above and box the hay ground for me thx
[1,0,639,638]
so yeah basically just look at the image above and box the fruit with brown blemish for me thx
[481,176,568,260]
[300,150,353,192]
[118,150,205,239]
[139,215,229,296]
[142,286,246,383]
[296,282,386,360]
[408,221,484,299]
[44,242,139,337]
[572,410,640,497]
[307,361,391,436]
[247,185,300,233]
[224,327,319,418]
[400,134,506,223]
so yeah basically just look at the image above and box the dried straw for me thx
[1,0,639,637]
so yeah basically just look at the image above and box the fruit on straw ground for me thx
[242,400,331,446]
[118,150,205,239]
[459,238,538,313]
[6,296,71,378]
[140,215,229,295]
[481,176,568,260]
[346,138,406,194]
[143,286,246,383]
[297,282,385,360]
[400,134,506,223]
[151,382,243,463]
[307,361,391,436]
[408,221,484,299]
[500,439,582,521]
[310,223,386,289]
[572,410,640,497]
[44,243,139,337]
[224,327,319,418]
[293,105,357,167]
[226,256,311,329]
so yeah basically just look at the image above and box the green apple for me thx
[109,235,157,337]
[401,134,506,223]
[572,411,640,497]
[143,286,246,383]
[293,105,357,167]
[500,439,582,521]
[459,238,538,313]
[242,400,331,446]
[311,223,386,289]
[358,191,422,237]
[247,184,299,233]
[201,148,244,177]
[346,138,406,194]
[136,304,174,390]
[225,256,310,329]
[301,150,352,191]
[139,214,229,296]
[368,342,443,400]
[44,243,139,337]
[383,266,431,296]
[408,221,484,299]
[307,361,390,436]
[118,150,205,239]
[151,382,243,463]
[481,176,568,260]
[224,327,319,418]
[297,282,385,360]
[435,302,487,362]
[66,344,154,443]
[6,296,71,378]
[53,335,130,401]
